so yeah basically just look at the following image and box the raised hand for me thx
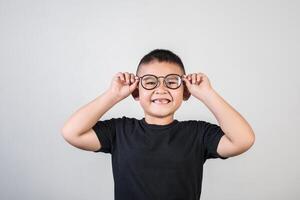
[182,72,213,100]
[108,72,139,100]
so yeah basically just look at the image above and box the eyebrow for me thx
[143,77,154,81]
[139,73,183,77]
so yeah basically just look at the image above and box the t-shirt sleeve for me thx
[199,120,229,160]
[92,118,117,154]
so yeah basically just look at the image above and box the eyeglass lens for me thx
[141,74,181,89]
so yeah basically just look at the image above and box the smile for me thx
[151,99,171,104]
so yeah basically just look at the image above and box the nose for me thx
[154,78,168,93]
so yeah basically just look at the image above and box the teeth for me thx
[152,99,170,104]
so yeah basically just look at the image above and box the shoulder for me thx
[101,116,137,122]
[119,116,140,122]
[177,119,216,136]
[177,119,207,127]
[180,119,217,128]
[112,116,140,127]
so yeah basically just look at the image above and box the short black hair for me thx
[136,49,186,75]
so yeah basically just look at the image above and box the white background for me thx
[0,0,299,199]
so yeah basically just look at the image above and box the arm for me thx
[61,72,139,151]
[200,89,255,158]
[61,90,122,151]
[182,73,255,158]
[61,89,121,137]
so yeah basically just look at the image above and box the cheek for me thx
[138,90,151,103]
[173,89,184,99]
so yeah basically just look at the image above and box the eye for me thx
[166,79,179,85]
[145,82,156,85]
[167,81,177,85]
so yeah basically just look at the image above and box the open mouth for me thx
[151,98,171,104]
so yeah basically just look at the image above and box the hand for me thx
[108,72,139,100]
[182,72,214,100]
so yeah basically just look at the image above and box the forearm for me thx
[61,90,121,137]
[199,89,255,146]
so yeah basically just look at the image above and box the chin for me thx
[148,108,176,117]
[140,101,179,115]
[149,113,174,119]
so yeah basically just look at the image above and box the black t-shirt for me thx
[92,116,228,200]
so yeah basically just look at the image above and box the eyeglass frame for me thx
[136,73,185,90]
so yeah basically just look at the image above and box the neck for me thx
[144,114,174,125]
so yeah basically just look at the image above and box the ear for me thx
[183,82,191,101]
[131,86,139,101]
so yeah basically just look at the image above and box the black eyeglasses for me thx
[137,74,184,90]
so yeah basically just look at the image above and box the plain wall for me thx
[1,0,299,199]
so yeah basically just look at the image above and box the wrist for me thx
[104,89,123,103]
[198,88,216,102]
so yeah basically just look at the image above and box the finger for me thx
[200,73,207,82]
[188,74,192,82]
[124,72,130,84]
[185,74,192,85]
[192,74,196,84]
[196,74,201,84]
[182,75,191,87]
[130,73,135,84]
[199,73,207,79]
[116,72,125,82]
[129,77,139,90]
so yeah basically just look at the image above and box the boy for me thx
[61,49,255,200]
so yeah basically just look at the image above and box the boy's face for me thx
[135,61,185,120]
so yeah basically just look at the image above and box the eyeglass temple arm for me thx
[135,74,186,78]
